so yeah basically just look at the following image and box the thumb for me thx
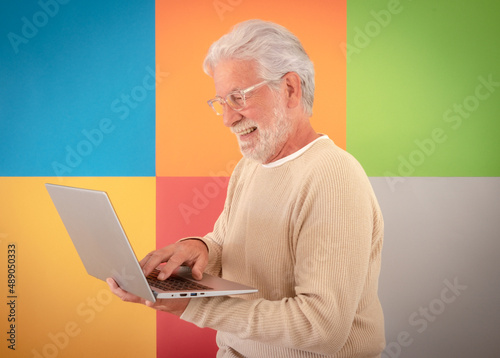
[191,261,205,280]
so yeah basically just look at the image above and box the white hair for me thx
[203,19,315,116]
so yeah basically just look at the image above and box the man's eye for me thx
[229,94,244,105]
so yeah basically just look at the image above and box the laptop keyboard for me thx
[147,269,212,291]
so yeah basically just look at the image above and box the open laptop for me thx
[45,183,257,302]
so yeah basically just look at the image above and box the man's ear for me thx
[283,72,302,109]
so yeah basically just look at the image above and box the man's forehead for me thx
[213,59,259,93]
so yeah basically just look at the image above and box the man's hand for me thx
[106,278,189,317]
[106,239,208,316]
[140,239,209,280]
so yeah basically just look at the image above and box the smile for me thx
[235,127,257,136]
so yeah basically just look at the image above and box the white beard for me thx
[237,97,292,164]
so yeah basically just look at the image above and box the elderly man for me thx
[108,19,385,357]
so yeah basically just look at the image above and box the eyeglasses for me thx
[207,80,269,116]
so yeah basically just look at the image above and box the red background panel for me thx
[156,176,229,357]
[156,176,229,242]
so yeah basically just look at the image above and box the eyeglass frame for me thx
[207,80,270,116]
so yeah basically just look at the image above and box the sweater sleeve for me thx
[180,151,383,356]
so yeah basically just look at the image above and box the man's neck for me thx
[263,118,318,164]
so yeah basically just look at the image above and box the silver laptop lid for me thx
[45,183,157,302]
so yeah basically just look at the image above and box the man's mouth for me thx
[234,126,257,136]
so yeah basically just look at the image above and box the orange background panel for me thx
[156,0,346,177]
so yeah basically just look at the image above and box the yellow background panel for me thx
[0,177,156,358]
[156,0,346,176]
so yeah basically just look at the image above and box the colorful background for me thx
[1,0,499,357]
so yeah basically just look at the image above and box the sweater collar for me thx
[261,135,330,169]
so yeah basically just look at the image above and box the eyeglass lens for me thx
[211,100,225,115]
[212,93,245,115]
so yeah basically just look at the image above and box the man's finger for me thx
[140,247,174,276]
[157,255,184,280]
[106,278,144,304]
[107,278,126,299]
[191,255,208,280]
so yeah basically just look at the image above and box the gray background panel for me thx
[371,177,500,358]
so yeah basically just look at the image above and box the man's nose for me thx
[222,105,242,127]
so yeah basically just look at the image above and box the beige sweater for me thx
[181,137,385,357]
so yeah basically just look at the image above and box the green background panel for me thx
[346,0,500,176]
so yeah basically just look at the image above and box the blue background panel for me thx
[0,0,155,176]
